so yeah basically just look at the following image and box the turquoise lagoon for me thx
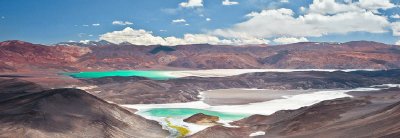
[64,70,175,80]
[141,108,249,120]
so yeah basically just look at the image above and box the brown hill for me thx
[0,78,168,138]
[190,88,400,138]
[81,70,400,104]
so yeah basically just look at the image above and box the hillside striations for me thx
[0,78,168,138]
[1,40,400,72]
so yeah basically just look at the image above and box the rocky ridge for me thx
[1,40,400,72]
[81,70,400,104]
[0,78,168,138]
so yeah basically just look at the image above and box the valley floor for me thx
[1,69,400,137]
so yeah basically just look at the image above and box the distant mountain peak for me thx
[119,41,134,45]
[0,40,32,46]
[344,40,386,45]
[56,40,115,47]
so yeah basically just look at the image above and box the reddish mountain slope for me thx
[0,40,90,72]
[1,40,399,72]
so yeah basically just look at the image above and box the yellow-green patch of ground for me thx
[165,118,190,137]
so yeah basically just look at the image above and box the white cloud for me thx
[309,0,361,15]
[1,16,4,19]
[308,0,396,15]
[391,14,400,19]
[160,30,167,32]
[206,18,211,21]
[396,40,400,45]
[358,0,395,10]
[222,0,239,6]
[392,22,400,36]
[79,40,91,44]
[180,0,203,8]
[280,0,289,3]
[92,23,100,26]
[184,23,190,26]
[112,21,133,25]
[213,7,390,39]
[100,27,166,45]
[98,0,398,46]
[166,34,228,45]
[231,37,269,45]
[99,27,268,46]
[273,37,309,44]
[82,24,89,27]
[172,19,186,23]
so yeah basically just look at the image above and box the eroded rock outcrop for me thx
[184,113,220,125]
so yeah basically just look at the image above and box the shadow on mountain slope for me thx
[0,78,168,138]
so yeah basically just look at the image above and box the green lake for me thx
[64,70,175,80]
[142,108,249,120]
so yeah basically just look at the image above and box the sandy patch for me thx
[201,88,318,106]
[161,69,377,78]
[249,131,266,137]
[122,87,387,115]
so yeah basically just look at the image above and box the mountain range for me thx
[1,40,400,73]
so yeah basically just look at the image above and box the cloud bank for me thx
[273,37,309,44]
[98,0,398,45]
[100,27,268,46]
[392,22,400,36]
[213,2,391,39]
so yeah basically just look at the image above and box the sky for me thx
[0,0,400,45]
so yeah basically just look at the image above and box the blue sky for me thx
[0,0,399,45]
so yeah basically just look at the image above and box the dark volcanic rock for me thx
[183,113,220,125]
[0,78,168,138]
[0,78,44,101]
